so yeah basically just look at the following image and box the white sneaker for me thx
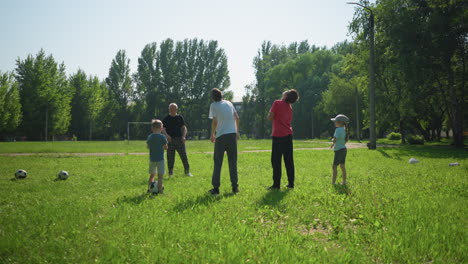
[186,172,193,177]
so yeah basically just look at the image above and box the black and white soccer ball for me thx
[57,170,69,180]
[149,181,164,194]
[15,169,27,179]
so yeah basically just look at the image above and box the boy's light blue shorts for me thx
[149,160,165,175]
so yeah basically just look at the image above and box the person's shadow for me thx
[259,189,290,208]
[173,193,235,212]
[116,193,152,205]
[333,184,350,195]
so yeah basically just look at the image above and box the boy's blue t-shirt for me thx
[333,127,346,151]
[147,133,167,162]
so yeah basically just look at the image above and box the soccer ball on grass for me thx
[57,170,69,180]
[15,169,27,179]
[149,181,164,194]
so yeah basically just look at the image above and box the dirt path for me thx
[0,143,399,157]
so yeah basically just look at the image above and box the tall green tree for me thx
[105,50,133,138]
[0,71,22,138]
[69,69,89,139]
[350,0,466,146]
[264,50,343,138]
[251,40,321,138]
[133,42,160,120]
[69,70,107,140]
[240,83,258,137]
[15,49,73,140]
[133,38,230,136]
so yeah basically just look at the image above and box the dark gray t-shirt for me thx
[162,115,186,137]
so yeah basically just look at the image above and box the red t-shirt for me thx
[269,100,293,137]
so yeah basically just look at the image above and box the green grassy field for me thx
[0,140,330,153]
[1,141,467,263]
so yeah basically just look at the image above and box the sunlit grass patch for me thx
[0,141,466,263]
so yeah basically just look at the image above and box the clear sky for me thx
[0,0,360,100]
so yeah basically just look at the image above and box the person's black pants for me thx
[271,134,295,188]
[167,137,190,173]
[212,133,238,188]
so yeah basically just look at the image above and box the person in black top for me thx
[162,103,193,177]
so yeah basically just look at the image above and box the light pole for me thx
[355,85,360,142]
[347,2,376,149]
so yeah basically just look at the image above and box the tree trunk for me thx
[447,60,464,148]
[400,120,406,144]
[260,98,266,139]
[45,107,48,141]
[414,120,431,141]
[89,121,92,141]
[311,112,314,139]
[355,86,360,141]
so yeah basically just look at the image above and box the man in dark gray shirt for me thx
[162,103,193,177]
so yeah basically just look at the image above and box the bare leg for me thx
[332,165,338,184]
[340,164,347,184]
[148,173,156,185]
[158,173,164,194]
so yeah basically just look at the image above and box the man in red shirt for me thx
[267,89,299,190]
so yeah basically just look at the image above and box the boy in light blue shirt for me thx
[330,114,349,185]
[147,119,168,194]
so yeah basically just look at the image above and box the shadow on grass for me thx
[116,193,151,205]
[10,177,28,181]
[258,189,290,208]
[377,148,402,160]
[379,145,467,159]
[333,184,350,195]
[173,192,235,212]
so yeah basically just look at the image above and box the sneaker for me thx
[267,186,280,191]
[186,172,193,177]
[168,171,174,177]
[208,188,220,195]
[340,181,347,185]
[232,187,239,194]
[287,185,294,189]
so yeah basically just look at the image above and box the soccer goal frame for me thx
[127,122,152,141]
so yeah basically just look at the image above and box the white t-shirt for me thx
[209,100,238,138]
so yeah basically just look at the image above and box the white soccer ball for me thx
[57,170,69,180]
[408,158,420,164]
[149,181,164,194]
[15,169,27,179]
